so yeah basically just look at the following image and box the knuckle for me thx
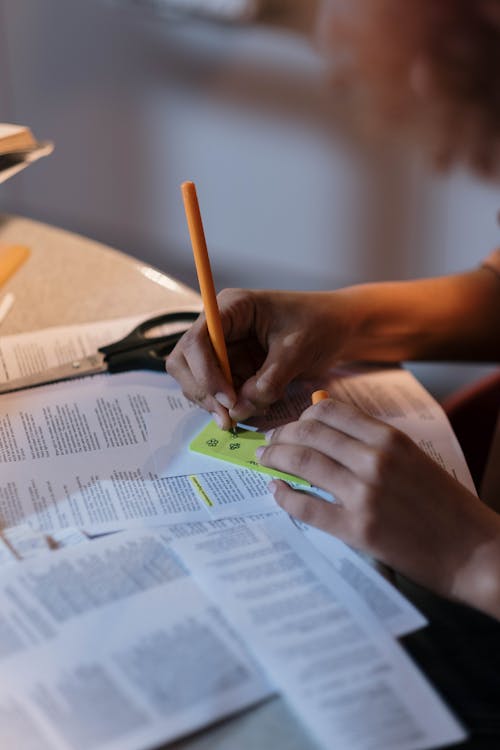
[218,287,244,305]
[379,424,406,453]
[182,329,203,355]
[165,353,178,374]
[312,399,334,419]
[351,492,380,546]
[267,426,281,444]
[295,497,321,527]
[369,448,397,483]
[295,419,317,444]
[291,445,314,474]
[190,388,209,405]
[356,510,379,547]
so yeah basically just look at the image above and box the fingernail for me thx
[215,392,234,409]
[268,480,278,494]
[255,446,265,459]
[264,429,274,441]
[211,412,224,429]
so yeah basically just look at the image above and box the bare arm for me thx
[336,265,500,363]
[168,262,500,427]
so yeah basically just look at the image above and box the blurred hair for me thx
[321,0,500,176]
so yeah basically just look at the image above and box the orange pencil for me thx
[181,181,236,432]
[311,389,330,405]
[0,245,30,287]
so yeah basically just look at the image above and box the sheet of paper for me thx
[0,311,196,384]
[0,364,287,533]
[0,507,426,638]
[0,368,230,533]
[297,522,426,637]
[2,523,53,558]
[0,535,17,566]
[155,510,426,638]
[173,514,465,750]
[0,527,272,749]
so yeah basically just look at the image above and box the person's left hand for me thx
[257,398,500,615]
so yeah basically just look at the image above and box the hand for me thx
[167,289,348,429]
[258,398,500,617]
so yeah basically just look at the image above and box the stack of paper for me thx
[0,314,470,749]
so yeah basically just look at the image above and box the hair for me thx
[321,0,500,176]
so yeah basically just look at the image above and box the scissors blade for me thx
[0,352,108,395]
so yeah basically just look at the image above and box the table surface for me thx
[0,213,316,750]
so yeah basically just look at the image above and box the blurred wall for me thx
[0,0,498,394]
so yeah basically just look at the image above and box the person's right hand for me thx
[166,288,348,429]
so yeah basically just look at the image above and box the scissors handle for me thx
[99,311,200,373]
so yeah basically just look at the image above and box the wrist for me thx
[451,507,500,620]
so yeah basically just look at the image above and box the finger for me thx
[267,418,379,482]
[269,480,351,540]
[172,319,237,411]
[301,398,396,447]
[258,440,364,502]
[166,349,233,429]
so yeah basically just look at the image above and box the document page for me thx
[0,527,272,750]
[173,515,465,750]
[0,371,216,532]
[0,366,281,533]
[0,311,197,384]
[155,511,426,638]
[297,522,426,637]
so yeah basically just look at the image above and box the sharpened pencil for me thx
[181,181,237,434]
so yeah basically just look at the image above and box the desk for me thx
[0,213,314,750]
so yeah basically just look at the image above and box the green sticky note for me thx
[190,421,309,486]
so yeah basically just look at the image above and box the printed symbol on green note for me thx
[229,442,241,450]
[206,438,219,447]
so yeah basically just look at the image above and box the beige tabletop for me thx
[0,213,202,333]
[0,213,314,750]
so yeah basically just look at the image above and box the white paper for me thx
[298,522,427,637]
[0,535,18,566]
[0,311,203,384]
[0,369,223,532]
[154,511,425,638]
[0,527,272,749]
[173,515,465,750]
[2,523,53,558]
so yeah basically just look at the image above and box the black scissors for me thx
[0,311,200,395]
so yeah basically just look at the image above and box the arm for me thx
[167,261,500,427]
[335,265,500,363]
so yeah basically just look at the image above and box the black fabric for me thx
[399,576,500,749]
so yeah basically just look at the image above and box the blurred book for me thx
[0,123,53,185]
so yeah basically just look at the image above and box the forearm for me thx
[450,504,500,621]
[334,266,500,363]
